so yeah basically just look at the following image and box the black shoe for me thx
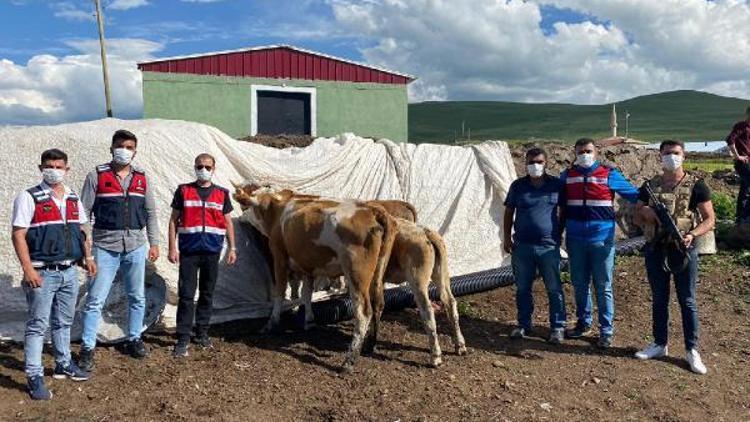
[566,323,593,339]
[124,338,148,358]
[193,333,213,349]
[78,347,95,372]
[547,329,564,345]
[27,375,52,400]
[173,337,189,358]
[597,335,613,349]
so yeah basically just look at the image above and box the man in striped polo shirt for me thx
[168,153,237,358]
[561,138,639,348]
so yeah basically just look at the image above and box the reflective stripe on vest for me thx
[26,185,84,265]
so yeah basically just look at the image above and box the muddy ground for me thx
[2,253,749,421]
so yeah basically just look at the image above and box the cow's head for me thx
[235,181,289,236]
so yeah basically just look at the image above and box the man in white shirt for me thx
[11,148,97,400]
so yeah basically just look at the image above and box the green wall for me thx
[142,72,409,141]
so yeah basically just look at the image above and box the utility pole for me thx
[94,0,113,117]
[625,110,630,138]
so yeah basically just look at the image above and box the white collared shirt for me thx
[11,181,88,229]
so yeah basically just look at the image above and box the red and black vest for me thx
[564,164,615,221]
[177,184,228,254]
[91,163,148,231]
[26,185,84,266]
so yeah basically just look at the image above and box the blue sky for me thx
[1,0,748,125]
[1,1,590,66]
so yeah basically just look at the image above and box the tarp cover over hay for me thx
[0,119,517,341]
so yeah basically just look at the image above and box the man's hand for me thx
[503,238,514,254]
[168,248,179,264]
[148,245,160,262]
[639,206,660,225]
[682,233,695,249]
[85,259,97,277]
[738,155,750,164]
[23,267,43,288]
[226,249,237,266]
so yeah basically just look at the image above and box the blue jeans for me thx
[644,245,700,350]
[24,266,80,378]
[511,243,567,330]
[81,244,147,349]
[567,238,615,336]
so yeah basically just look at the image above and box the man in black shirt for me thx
[634,140,715,375]
[168,153,237,357]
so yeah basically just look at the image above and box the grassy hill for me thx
[408,90,749,144]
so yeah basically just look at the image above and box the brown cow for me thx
[239,187,396,371]
[235,184,467,367]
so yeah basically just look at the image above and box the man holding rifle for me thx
[634,140,715,375]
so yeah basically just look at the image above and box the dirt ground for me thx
[1,253,749,421]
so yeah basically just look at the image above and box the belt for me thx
[34,263,74,271]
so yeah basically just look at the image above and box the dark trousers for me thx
[644,246,700,351]
[176,253,220,337]
[736,161,750,224]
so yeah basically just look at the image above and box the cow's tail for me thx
[424,228,450,299]
[369,204,397,291]
[425,227,466,354]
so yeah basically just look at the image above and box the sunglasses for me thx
[195,165,213,171]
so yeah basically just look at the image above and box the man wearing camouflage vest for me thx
[634,139,715,375]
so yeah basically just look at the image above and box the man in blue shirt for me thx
[503,147,567,344]
[561,138,639,348]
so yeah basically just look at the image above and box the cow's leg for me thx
[301,276,316,330]
[342,276,372,373]
[435,269,466,356]
[411,269,443,367]
[263,248,289,334]
[362,275,384,355]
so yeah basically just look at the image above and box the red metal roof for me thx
[137,44,415,85]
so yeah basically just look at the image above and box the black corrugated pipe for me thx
[308,237,645,326]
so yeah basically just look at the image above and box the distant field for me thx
[685,159,735,172]
[409,90,749,144]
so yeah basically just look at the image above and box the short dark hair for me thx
[525,147,547,161]
[574,138,595,150]
[195,153,216,166]
[659,139,685,152]
[40,148,68,165]
[112,129,137,147]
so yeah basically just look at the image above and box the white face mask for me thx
[526,163,545,178]
[195,168,213,182]
[661,153,683,171]
[575,153,595,168]
[112,148,134,165]
[42,168,65,185]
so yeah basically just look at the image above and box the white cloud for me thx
[0,38,162,125]
[179,0,226,3]
[51,1,95,22]
[331,0,750,103]
[108,0,150,10]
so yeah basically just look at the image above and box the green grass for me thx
[684,159,735,172]
[409,90,749,143]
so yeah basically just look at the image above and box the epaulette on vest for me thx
[27,185,51,203]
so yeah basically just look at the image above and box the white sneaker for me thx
[686,349,707,375]
[635,343,668,360]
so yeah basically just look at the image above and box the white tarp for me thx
[0,118,516,341]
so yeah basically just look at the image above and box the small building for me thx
[137,45,415,141]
